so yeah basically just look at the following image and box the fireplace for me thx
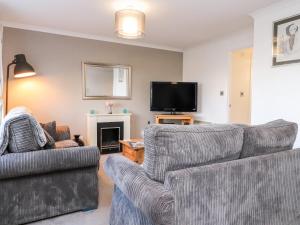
[97,122,124,154]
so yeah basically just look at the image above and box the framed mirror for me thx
[82,62,132,100]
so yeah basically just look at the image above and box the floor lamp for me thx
[5,54,36,114]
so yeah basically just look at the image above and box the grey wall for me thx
[3,28,183,139]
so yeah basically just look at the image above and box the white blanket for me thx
[0,107,47,155]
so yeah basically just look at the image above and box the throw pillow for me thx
[40,121,57,141]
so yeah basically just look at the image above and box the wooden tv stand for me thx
[155,114,194,125]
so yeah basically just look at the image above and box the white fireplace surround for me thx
[86,113,131,146]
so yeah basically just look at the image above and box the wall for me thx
[2,28,183,139]
[0,24,3,119]
[251,0,300,147]
[183,28,253,123]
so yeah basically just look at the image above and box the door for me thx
[229,48,252,124]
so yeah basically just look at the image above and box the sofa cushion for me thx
[8,118,41,153]
[143,124,244,182]
[239,119,298,158]
[55,140,79,149]
[40,121,57,141]
[56,125,71,141]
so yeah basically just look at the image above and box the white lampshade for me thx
[115,9,145,39]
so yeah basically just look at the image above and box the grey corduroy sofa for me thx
[0,124,100,225]
[105,120,299,225]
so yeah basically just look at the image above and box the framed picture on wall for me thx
[273,14,300,66]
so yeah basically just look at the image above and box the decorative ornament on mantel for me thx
[115,8,145,39]
[73,134,84,146]
[105,101,114,114]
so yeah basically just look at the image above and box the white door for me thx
[229,48,252,124]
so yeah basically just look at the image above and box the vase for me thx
[108,106,112,114]
[73,134,85,146]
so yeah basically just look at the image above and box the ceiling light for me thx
[115,9,145,39]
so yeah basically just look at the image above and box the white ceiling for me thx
[0,0,283,51]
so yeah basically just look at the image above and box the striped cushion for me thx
[143,124,244,182]
[8,118,40,153]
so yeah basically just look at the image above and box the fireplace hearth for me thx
[97,122,124,154]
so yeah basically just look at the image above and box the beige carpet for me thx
[29,154,114,225]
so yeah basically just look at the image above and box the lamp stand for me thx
[5,62,14,115]
[4,54,36,115]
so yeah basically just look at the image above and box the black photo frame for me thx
[273,14,300,66]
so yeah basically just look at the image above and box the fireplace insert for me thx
[97,122,124,154]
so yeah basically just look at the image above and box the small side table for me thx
[119,139,144,164]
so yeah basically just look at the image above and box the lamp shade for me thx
[13,54,36,78]
[115,9,145,39]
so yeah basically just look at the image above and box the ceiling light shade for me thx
[13,54,36,78]
[115,9,145,39]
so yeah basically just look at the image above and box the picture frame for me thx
[273,14,300,66]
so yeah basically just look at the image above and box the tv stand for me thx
[155,114,194,125]
[161,112,182,115]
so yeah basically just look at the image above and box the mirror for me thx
[82,62,132,100]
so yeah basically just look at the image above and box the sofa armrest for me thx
[56,125,71,141]
[165,149,300,225]
[104,155,174,225]
[0,146,99,180]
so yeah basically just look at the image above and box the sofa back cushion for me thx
[239,119,298,159]
[143,124,244,182]
[8,118,40,153]
[56,125,71,141]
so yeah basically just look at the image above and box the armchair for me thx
[0,111,100,225]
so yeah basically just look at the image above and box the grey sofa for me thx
[0,120,100,225]
[105,120,299,225]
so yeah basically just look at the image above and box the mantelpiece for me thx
[86,113,131,147]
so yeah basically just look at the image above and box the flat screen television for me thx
[150,81,198,112]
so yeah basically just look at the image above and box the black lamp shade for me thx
[13,54,36,78]
[5,54,36,115]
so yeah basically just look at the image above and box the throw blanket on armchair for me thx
[0,107,47,155]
